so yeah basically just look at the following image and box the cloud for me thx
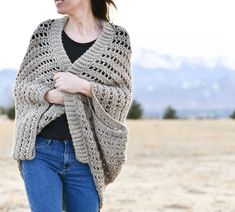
[132,48,235,71]
[133,49,182,70]
[181,80,201,90]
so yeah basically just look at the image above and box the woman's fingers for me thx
[55,82,65,92]
[54,80,61,88]
[53,72,64,80]
[53,73,59,80]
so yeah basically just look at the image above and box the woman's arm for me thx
[52,72,93,97]
[42,72,92,106]
[44,89,65,104]
[13,80,51,105]
[14,19,54,105]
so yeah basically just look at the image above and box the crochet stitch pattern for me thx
[11,15,133,210]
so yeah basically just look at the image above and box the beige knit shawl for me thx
[11,15,133,210]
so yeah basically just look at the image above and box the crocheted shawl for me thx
[11,15,133,210]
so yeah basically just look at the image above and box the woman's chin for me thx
[56,9,67,15]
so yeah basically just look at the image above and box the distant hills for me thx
[0,69,16,108]
[1,64,235,118]
[132,63,235,118]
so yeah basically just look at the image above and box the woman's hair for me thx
[91,0,117,22]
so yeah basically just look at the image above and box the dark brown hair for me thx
[91,0,117,22]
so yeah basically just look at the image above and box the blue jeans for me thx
[21,135,99,212]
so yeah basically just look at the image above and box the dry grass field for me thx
[0,117,235,212]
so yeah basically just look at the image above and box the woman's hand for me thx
[53,72,92,97]
[44,89,65,105]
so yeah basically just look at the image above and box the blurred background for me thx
[0,0,235,211]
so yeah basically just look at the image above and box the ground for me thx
[0,118,235,212]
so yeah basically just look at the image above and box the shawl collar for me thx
[49,15,115,73]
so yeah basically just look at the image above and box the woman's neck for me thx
[64,8,102,43]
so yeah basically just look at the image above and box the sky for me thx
[1,0,235,71]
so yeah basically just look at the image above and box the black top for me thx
[38,30,96,140]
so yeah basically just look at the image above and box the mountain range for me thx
[1,64,235,118]
[131,63,235,118]
[0,69,16,108]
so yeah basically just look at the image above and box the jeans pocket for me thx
[35,136,52,149]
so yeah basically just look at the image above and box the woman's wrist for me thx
[44,90,52,103]
[81,80,92,97]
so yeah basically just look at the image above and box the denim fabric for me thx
[21,135,99,212]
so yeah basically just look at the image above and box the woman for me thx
[11,0,133,211]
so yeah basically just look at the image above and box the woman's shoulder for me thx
[33,18,56,32]
[31,16,68,38]
[29,18,57,42]
[109,22,130,38]
[109,22,132,52]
